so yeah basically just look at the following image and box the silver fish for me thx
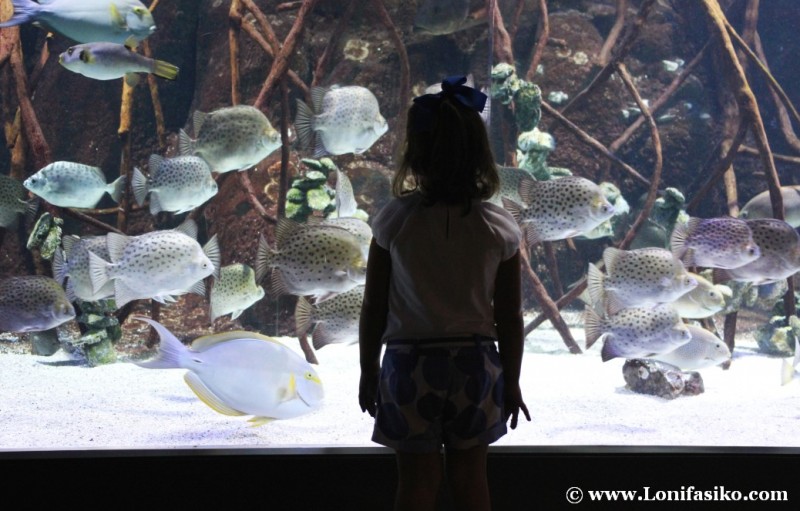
[52,235,116,302]
[135,317,323,424]
[24,161,125,209]
[584,304,691,362]
[502,176,616,245]
[59,42,178,82]
[739,185,800,228]
[295,85,388,156]
[670,216,760,269]
[670,272,729,319]
[209,264,265,322]
[487,166,537,206]
[650,325,731,371]
[132,155,217,215]
[413,0,472,35]
[0,276,75,333]
[179,105,281,173]
[256,219,367,301]
[0,173,35,228]
[295,285,363,350]
[0,0,156,45]
[587,247,697,314]
[713,218,800,286]
[88,219,219,308]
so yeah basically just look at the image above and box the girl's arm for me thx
[358,239,391,417]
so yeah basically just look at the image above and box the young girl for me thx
[359,76,530,511]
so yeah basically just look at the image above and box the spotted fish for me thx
[0,276,75,333]
[0,173,36,228]
[502,176,616,245]
[670,272,729,319]
[209,264,265,322]
[713,218,800,285]
[650,324,731,370]
[670,216,760,269]
[132,155,218,215]
[587,247,697,314]
[53,234,116,302]
[295,85,388,156]
[24,161,125,209]
[179,105,281,173]
[295,285,363,350]
[256,219,367,301]
[584,304,691,362]
[88,219,219,308]
[487,166,537,206]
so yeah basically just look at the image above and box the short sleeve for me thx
[481,202,523,261]
[370,195,417,250]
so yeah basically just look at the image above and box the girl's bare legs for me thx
[394,451,443,511]
[445,445,491,511]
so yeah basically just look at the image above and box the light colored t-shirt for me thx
[372,192,522,342]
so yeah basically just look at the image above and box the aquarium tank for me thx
[1,0,799,453]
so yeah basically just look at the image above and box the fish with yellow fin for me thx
[134,317,323,424]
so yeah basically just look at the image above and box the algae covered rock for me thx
[622,359,704,399]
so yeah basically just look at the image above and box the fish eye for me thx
[304,372,314,380]
[748,247,758,255]
[133,6,147,17]
[67,48,74,56]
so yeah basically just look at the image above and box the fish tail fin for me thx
[294,98,315,151]
[87,250,111,296]
[108,175,127,204]
[178,129,195,156]
[152,59,179,80]
[255,234,274,283]
[131,167,148,206]
[583,306,604,350]
[295,296,314,337]
[0,0,41,28]
[52,247,68,285]
[132,317,188,369]
[670,217,700,263]
[203,234,220,279]
[586,263,606,310]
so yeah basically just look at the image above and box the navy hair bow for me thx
[411,75,487,131]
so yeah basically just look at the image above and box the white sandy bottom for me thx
[0,324,798,451]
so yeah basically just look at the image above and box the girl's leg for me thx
[445,445,490,511]
[394,450,443,511]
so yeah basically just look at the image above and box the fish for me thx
[649,325,731,371]
[0,0,156,45]
[256,219,367,301]
[739,185,800,228]
[670,272,730,319]
[23,161,125,209]
[0,173,36,228]
[322,168,372,259]
[209,264,265,322]
[781,342,800,386]
[413,0,483,35]
[179,105,281,174]
[52,234,116,302]
[487,166,537,206]
[584,304,691,362]
[295,285,364,350]
[502,176,616,245]
[587,247,697,315]
[295,85,388,157]
[132,155,218,215]
[670,216,760,269]
[0,275,75,333]
[713,218,800,286]
[88,219,220,308]
[134,317,323,424]
[58,42,178,84]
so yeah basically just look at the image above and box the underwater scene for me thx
[1,0,800,450]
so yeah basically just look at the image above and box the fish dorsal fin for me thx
[602,247,623,275]
[281,374,297,403]
[203,234,221,279]
[193,110,208,136]
[275,218,302,246]
[184,372,245,416]
[518,177,538,205]
[583,306,605,350]
[248,417,277,427]
[105,232,130,262]
[61,234,79,256]
[190,330,285,351]
[148,154,164,176]
[174,218,198,239]
[335,168,357,218]
[311,86,328,113]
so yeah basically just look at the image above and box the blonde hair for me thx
[392,96,499,212]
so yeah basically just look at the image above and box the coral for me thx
[26,213,62,261]
[343,39,370,62]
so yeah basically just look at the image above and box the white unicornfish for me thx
[59,42,178,83]
[650,324,731,371]
[134,317,324,424]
